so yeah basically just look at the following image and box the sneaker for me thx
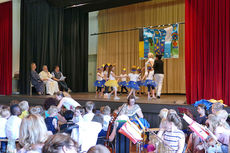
[148,96,152,100]
[68,88,72,93]
[157,96,160,99]
[114,96,120,100]
[108,94,111,99]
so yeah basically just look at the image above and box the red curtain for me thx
[185,0,230,105]
[0,2,12,95]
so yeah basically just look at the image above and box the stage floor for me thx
[1,92,187,106]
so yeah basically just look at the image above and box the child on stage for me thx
[104,65,120,100]
[127,66,140,99]
[103,64,109,93]
[94,66,104,98]
[118,68,128,94]
[142,65,157,100]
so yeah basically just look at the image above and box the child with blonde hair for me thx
[45,106,59,134]
[18,101,29,119]
[0,109,10,152]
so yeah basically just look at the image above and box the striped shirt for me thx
[162,129,185,152]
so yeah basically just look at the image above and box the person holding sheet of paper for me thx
[52,66,71,92]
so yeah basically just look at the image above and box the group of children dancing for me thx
[94,53,160,100]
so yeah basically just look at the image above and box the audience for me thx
[87,145,110,153]
[5,104,22,140]
[56,91,81,111]
[18,114,50,153]
[42,133,78,153]
[0,109,10,152]
[211,102,223,115]
[45,106,59,134]
[18,101,29,119]
[60,110,75,134]
[1,97,230,153]
[72,114,103,152]
[83,101,95,122]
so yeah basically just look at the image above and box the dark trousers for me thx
[147,85,155,92]
[58,81,68,91]
[120,86,128,93]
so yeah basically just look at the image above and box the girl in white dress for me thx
[105,65,120,100]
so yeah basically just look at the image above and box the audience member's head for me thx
[43,98,58,110]
[92,114,104,126]
[216,110,229,128]
[167,109,182,129]
[159,108,168,119]
[63,110,74,121]
[19,101,29,112]
[127,95,136,106]
[75,106,85,117]
[36,105,44,116]
[85,101,95,113]
[211,102,223,114]
[10,99,19,106]
[19,114,48,150]
[48,106,59,117]
[42,133,78,153]
[10,104,21,116]
[0,109,10,119]
[29,107,40,115]
[197,104,206,116]
[101,106,111,115]
[206,114,219,132]
[87,145,110,153]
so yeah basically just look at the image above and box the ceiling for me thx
[47,0,150,12]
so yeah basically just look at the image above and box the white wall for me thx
[12,0,20,93]
[88,11,98,92]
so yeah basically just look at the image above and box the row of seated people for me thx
[0,92,229,153]
[31,62,71,95]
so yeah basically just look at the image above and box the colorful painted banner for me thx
[171,24,179,58]
[139,24,179,59]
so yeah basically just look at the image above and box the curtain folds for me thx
[0,2,12,95]
[20,0,88,94]
[185,0,230,105]
[63,8,88,92]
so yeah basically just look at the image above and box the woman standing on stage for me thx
[104,65,120,100]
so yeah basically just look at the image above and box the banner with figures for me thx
[139,24,179,59]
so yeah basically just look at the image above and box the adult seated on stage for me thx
[39,65,59,95]
[52,66,71,92]
[31,63,45,95]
